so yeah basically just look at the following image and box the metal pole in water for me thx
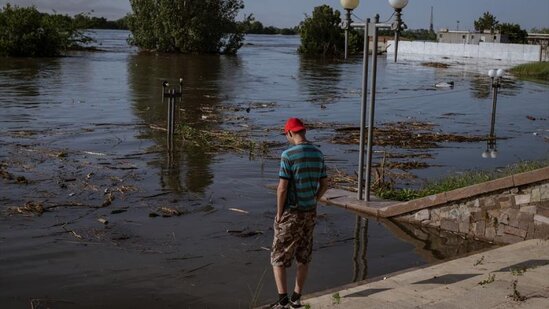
[489,78,498,139]
[357,18,370,200]
[365,15,380,202]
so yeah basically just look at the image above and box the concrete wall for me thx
[387,40,542,62]
[394,170,549,245]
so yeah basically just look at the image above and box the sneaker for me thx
[289,298,302,308]
[265,300,289,309]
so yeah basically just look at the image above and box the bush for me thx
[127,0,246,54]
[0,3,90,57]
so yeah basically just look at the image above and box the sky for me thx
[1,0,548,31]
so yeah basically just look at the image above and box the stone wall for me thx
[395,181,549,244]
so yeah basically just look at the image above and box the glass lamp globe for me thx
[488,69,496,78]
[388,0,409,9]
[341,0,360,10]
[496,69,505,77]
[481,151,489,158]
[490,150,498,158]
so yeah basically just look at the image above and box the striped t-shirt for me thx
[279,143,327,211]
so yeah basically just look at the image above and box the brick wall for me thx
[395,182,549,244]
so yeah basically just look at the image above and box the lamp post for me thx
[389,0,408,62]
[356,0,409,200]
[340,0,359,59]
[482,69,504,159]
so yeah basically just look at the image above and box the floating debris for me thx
[333,121,485,148]
[227,229,263,237]
[422,62,450,69]
[228,207,249,214]
[8,201,45,216]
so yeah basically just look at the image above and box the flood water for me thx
[0,30,547,308]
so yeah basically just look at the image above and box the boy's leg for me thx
[294,262,309,294]
[273,265,288,294]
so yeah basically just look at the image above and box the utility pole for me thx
[429,6,434,33]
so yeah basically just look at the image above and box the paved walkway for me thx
[301,239,549,308]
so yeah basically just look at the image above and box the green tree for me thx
[530,27,549,34]
[474,11,499,33]
[298,5,361,56]
[497,23,528,44]
[127,0,246,54]
[0,4,90,57]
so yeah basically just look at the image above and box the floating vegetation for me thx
[333,121,486,148]
[8,201,45,216]
[177,124,271,156]
[328,167,358,192]
[422,62,450,69]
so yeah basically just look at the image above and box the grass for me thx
[331,292,341,304]
[478,273,496,285]
[375,159,548,201]
[510,62,549,82]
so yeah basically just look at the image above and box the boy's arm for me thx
[316,177,329,201]
[276,178,289,222]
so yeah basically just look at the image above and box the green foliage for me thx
[510,62,549,82]
[474,11,499,32]
[238,15,297,35]
[331,292,341,304]
[298,5,362,56]
[73,12,128,30]
[0,3,91,57]
[497,23,528,44]
[530,27,549,34]
[127,0,246,54]
[375,159,549,201]
[478,273,495,285]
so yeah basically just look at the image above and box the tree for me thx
[474,11,499,33]
[0,4,90,57]
[530,27,549,34]
[497,23,528,44]
[298,5,362,56]
[127,0,246,54]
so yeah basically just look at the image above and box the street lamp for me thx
[388,0,408,62]
[341,0,359,59]
[356,1,409,201]
[482,68,504,159]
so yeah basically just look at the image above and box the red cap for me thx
[284,118,306,134]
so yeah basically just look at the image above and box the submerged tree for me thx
[0,3,90,57]
[298,5,362,56]
[127,0,246,54]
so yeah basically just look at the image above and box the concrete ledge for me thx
[513,166,549,187]
[379,193,447,217]
[320,189,395,217]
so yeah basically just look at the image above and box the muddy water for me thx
[0,30,547,308]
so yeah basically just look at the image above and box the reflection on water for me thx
[0,31,547,307]
[350,216,495,284]
[298,56,343,106]
[353,216,368,282]
[127,53,239,193]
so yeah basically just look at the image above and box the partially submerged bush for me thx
[0,3,91,57]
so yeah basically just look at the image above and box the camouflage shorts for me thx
[271,210,316,267]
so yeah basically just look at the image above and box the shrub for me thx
[0,3,90,57]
